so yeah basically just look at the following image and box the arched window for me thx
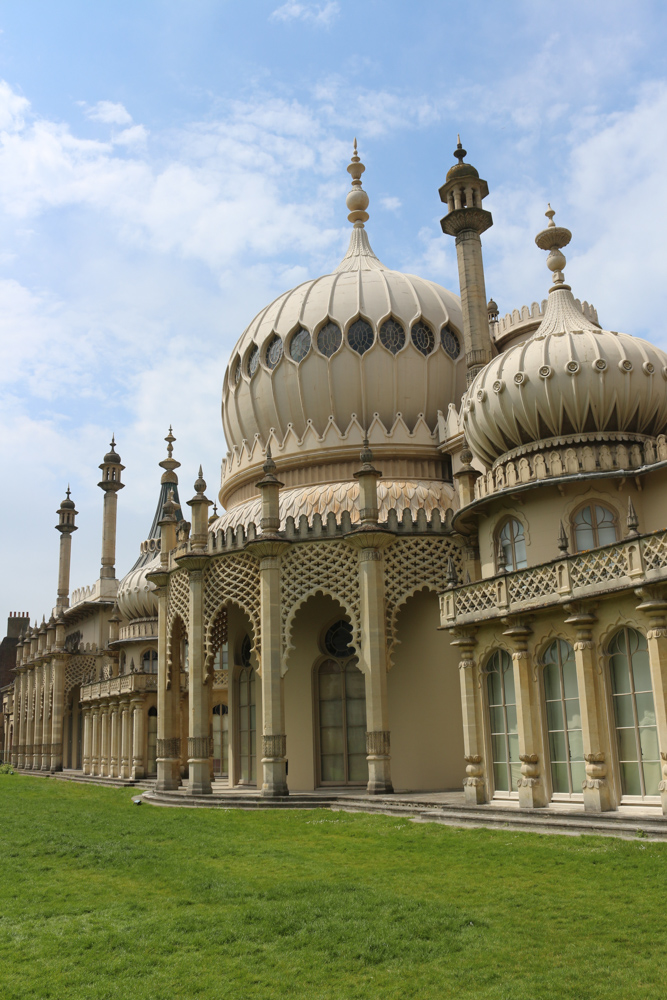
[608,628,660,797]
[119,651,126,675]
[542,640,584,795]
[379,317,405,355]
[348,318,374,355]
[497,518,527,572]
[212,704,229,776]
[142,650,158,674]
[572,503,617,551]
[317,620,367,785]
[147,707,158,775]
[265,334,283,370]
[289,326,311,362]
[317,321,342,358]
[486,650,519,793]
[237,635,255,784]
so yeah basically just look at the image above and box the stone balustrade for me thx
[440,529,667,626]
[80,672,158,702]
[118,618,157,641]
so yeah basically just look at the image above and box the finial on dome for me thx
[166,425,175,459]
[453,135,466,164]
[194,465,206,495]
[557,520,569,554]
[263,442,277,476]
[359,433,374,467]
[159,425,180,482]
[66,485,71,500]
[535,204,572,291]
[346,138,369,228]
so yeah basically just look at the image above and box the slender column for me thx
[636,591,667,815]
[50,657,66,772]
[55,490,78,610]
[25,667,35,769]
[41,665,51,770]
[109,699,120,777]
[451,630,487,804]
[564,607,614,812]
[131,697,145,779]
[82,707,92,774]
[100,707,110,776]
[32,666,43,770]
[91,708,101,775]
[257,547,289,796]
[15,670,26,768]
[120,699,131,779]
[98,438,125,580]
[504,622,548,808]
[151,490,181,791]
[185,563,212,794]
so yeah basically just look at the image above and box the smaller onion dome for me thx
[463,207,667,467]
[103,435,121,464]
[59,486,75,510]
[445,136,480,182]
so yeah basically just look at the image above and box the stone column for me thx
[131,696,145,779]
[82,707,92,774]
[451,629,487,804]
[100,706,110,777]
[32,666,43,770]
[16,670,26,768]
[91,707,101,775]
[109,699,120,777]
[564,606,614,812]
[25,666,35,769]
[183,561,212,795]
[636,590,667,815]
[503,621,548,808]
[40,665,51,770]
[50,657,66,772]
[120,699,131,779]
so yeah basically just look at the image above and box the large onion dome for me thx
[220,141,466,511]
[463,208,667,467]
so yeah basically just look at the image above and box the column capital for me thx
[247,538,290,562]
[344,527,395,553]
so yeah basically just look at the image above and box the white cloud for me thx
[84,100,133,125]
[270,1,340,27]
[380,196,401,212]
[112,124,148,147]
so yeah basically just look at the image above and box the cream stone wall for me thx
[388,589,463,791]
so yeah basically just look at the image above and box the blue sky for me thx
[2,0,667,621]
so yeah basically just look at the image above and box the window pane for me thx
[570,761,586,792]
[346,699,366,728]
[487,669,502,706]
[551,761,570,793]
[321,727,344,754]
[613,694,635,729]
[509,762,522,791]
[568,729,584,762]
[514,535,527,570]
[549,730,567,763]
[322,755,344,782]
[544,662,561,702]
[240,730,248,755]
[631,649,652,694]
[502,661,516,705]
[546,700,564,732]
[507,732,520,763]
[347,754,368,783]
[489,705,505,735]
[639,725,659,762]
[319,673,342,701]
[610,655,631,694]
[575,524,595,551]
[561,658,578,700]
[346,725,366,755]
[491,733,507,764]
[617,727,639,762]
[642,761,661,796]
[505,704,518,734]
[320,700,343,727]
[635,692,656,728]
[565,699,582,732]
[620,761,642,796]
[345,668,366,699]
[493,761,509,792]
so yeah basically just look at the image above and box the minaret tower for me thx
[98,436,125,581]
[439,136,493,385]
[55,487,78,610]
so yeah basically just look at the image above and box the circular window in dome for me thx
[348,318,374,356]
[324,619,354,658]
[233,358,242,385]
[379,317,405,355]
[265,334,283,370]
[289,327,311,363]
[411,320,435,356]
[441,324,461,359]
[247,345,259,377]
[317,321,342,358]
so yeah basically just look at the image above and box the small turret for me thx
[98,436,125,581]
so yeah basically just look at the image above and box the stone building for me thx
[4,139,667,818]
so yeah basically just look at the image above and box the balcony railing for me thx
[440,529,667,627]
[80,672,158,702]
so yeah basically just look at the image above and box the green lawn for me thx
[0,777,665,999]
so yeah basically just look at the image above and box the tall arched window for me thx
[142,650,158,674]
[317,620,367,785]
[486,650,520,793]
[212,704,229,776]
[237,635,256,784]
[609,627,660,797]
[497,518,527,572]
[572,503,617,551]
[147,707,158,775]
[543,639,585,795]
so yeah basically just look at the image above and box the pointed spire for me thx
[453,134,466,165]
[532,206,599,338]
[194,465,206,495]
[263,443,277,477]
[558,520,569,554]
[627,497,639,536]
[346,138,370,228]
[159,425,181,484]
[359,433,374,469]
[445,556,458,589]
[496,538,507,574]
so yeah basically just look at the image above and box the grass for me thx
[0,777,665,999]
